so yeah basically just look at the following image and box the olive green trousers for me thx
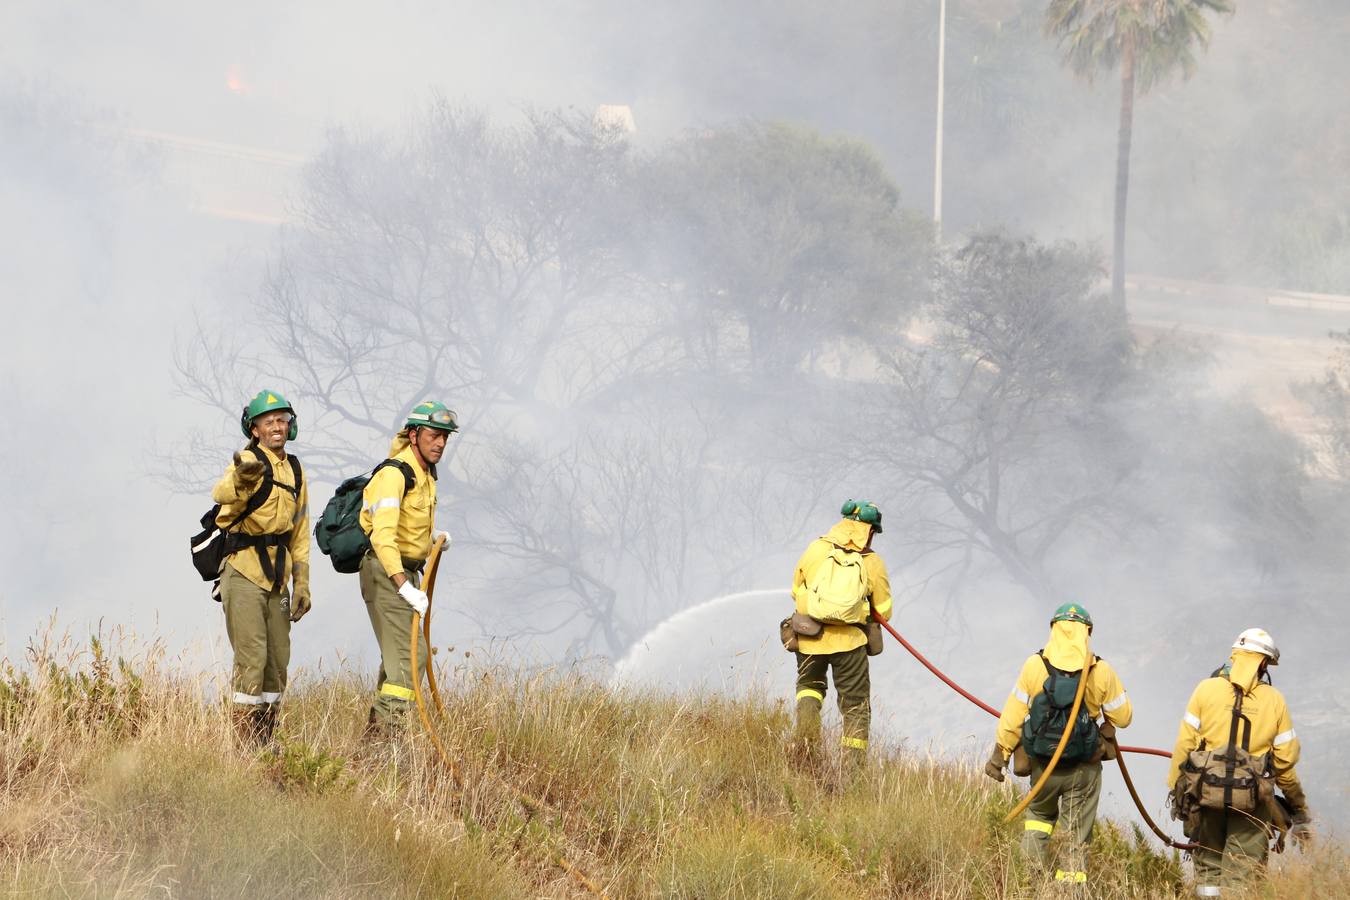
[360,552,427,727]
[221,563,291,707]
[794,646,871,765]
[1189,808,1270,894]
[1021,758,1103,884]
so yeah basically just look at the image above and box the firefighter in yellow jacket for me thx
[985,604,1132,886]
[790,500,892,768]
[212,390,311,744]
[1167,628,1311,897]
[359,400,457,732]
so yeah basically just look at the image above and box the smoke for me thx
[4,0,1347,836]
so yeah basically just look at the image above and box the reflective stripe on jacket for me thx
[1167,650,1302,792]
[212,444,309,591]
[791,519,892,655]
[359,437,436,579]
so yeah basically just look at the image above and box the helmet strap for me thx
[407,427,429,471]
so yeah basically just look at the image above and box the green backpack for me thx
[1021,652,1100,763]
[315,459,416,573]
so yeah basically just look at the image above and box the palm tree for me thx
[1045,0,1234,313]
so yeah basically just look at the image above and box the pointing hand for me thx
[233,450,265,486]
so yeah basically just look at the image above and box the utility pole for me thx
[933,0,947,242]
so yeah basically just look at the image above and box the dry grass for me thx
[1,629,1340,898]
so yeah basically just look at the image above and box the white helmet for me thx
[1232,628,1279,665]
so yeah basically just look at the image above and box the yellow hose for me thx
[1003,641,1091,823]
[410,538,462,789]
[408,536,605,897]
[420,540,449,719]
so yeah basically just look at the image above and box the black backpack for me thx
[1021,652,1100,763]
[314,459,417,573]
[190,447,303,601]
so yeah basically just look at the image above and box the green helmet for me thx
[240,389,297,440]
[1050,603,1093,630]
[405,399,459,434]
[841,499,883,534]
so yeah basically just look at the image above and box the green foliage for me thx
[1091,820,1187,892]
[644,120,933,373]
[1045,0,1235,93]
[0,662,34,730]
[2,634,148,739]
[266,736,352,794]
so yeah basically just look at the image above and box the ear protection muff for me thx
[240,408,299,441]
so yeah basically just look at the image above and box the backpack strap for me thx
[1223,683,1246,809]
[372,458,417,495]
[1037,651,1072,684]
[1029,652,1059,743]
[276,453,302,499]
[223,449,305,591]
[225,532,290,588]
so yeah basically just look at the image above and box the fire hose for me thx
[872,611,1198,851]
[409,537,610,897]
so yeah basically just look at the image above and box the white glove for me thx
[432,529,451,548]
[398,581,429,616]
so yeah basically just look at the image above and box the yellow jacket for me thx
[212,444,309,591]
[791,519,892,654]
[1167,649,1302,792]
[359,435,437,579]
[994,621,1133,759]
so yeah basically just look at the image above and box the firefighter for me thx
[212,390,311,745]
[1167,628,1312,897]
[985,603,1132,887]
[359,400,456,733]
[790,500,892,769]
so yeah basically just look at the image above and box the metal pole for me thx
[934,0,947,241]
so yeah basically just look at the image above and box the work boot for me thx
[362,706,399,745]
[787,734,821,769]
[794,697,822,744]
[232,705,264,746]
[260,703,280,746]
[842,745,868,778]
[791,698,823,769]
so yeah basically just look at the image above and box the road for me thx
[1128,276,1349,437]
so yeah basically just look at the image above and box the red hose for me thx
[871,608,1196,849]
[873,614,1172,758]
[876,613,1000,715]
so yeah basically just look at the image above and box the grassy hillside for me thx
[1,634,1344,898]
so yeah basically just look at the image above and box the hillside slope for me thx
[1,635,1344,898]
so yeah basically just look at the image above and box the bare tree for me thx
[872,233,1136,602]
[172,103,840,657]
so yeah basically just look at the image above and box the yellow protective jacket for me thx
[791,519,893,655]
[212,444,309,592]
[994,621,1133,760]
[359,435,437,579]
[1166,649,1303,792]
